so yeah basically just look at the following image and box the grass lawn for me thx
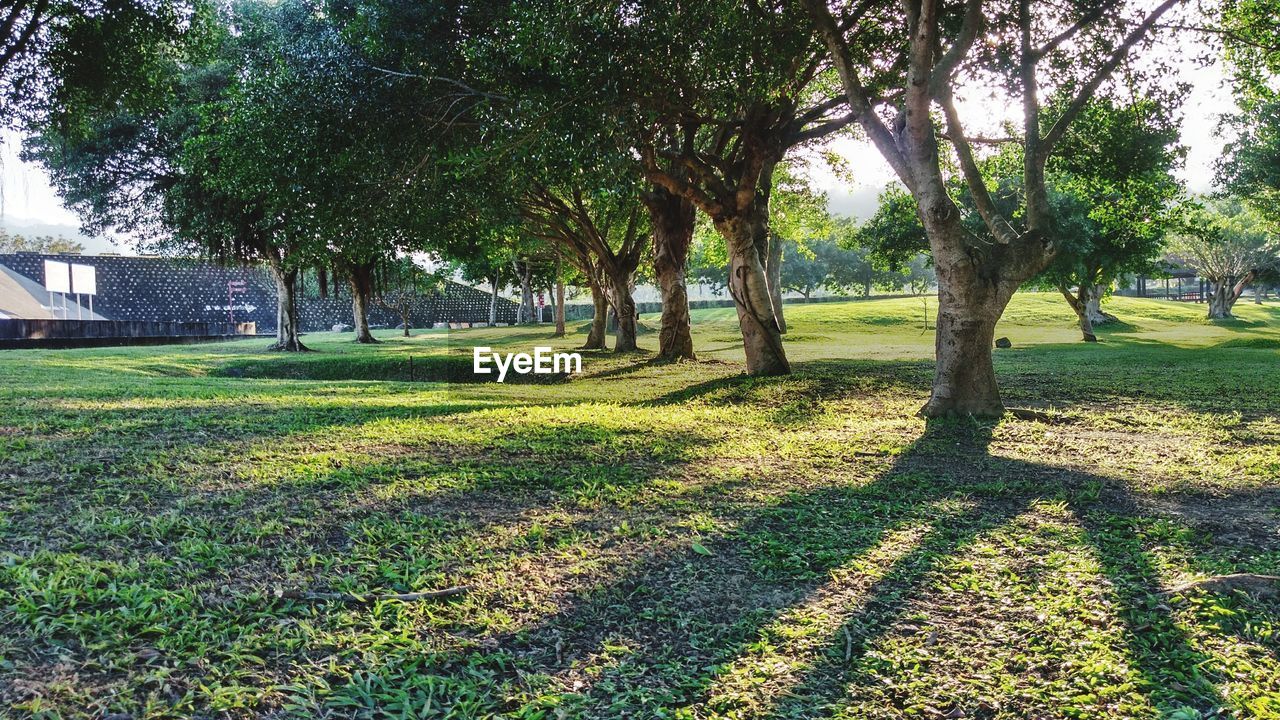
[1,292,1278,719]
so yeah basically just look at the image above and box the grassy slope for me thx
[0,293,1277,719]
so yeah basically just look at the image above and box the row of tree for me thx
[5,0,1280,416]
[0,232,84,255]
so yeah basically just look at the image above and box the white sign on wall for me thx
[44,260,70,293]
[71,264,97,295]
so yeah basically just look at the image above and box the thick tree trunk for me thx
[348,262,378,344]
[1083,285,1117,327]
[649,186,696,360]
[714,208,789,376]
[922,276,1014,417]
[766,232,786,334]
[1207,272,1254,319]
[582,281,608,350]
[1207,283,1233,319]
[317,267,329,300]
[607,272,638,352]
[554,279,566,337]
[268,262,307,352]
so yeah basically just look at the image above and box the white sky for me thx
[0,42,1239,251]
[1,131,81,226]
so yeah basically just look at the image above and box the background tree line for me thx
[3,0,1279,417]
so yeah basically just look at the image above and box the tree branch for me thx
[1039,0,1185,158]
[802,0,915,189]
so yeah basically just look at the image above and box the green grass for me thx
[0,292,1278,719]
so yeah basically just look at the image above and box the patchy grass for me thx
[0,293,1278,719]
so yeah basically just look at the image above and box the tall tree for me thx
[807,0,1190,416]
[768,164,833,331]
[24,2,319,350]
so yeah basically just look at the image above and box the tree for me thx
[687,220,729,297]
[522,0,851,375]
[807,0,1190,416]
[1036,97,1183,341]
[857,189,929,277]
[1170,199,1279,319]
[769,165,833,330]
[375,257,444,337]
[646,182,697,359]
[1217,0,1280,229]
[0,231,83,254]
[779,238,828,299]
[520,184,648,351]
[24,2,319,350]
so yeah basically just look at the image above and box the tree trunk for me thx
[1059,283,1097,342]
[582,281,608,350]
[1207,272,1254,319]
[520,263,534,324]
[922,276,1013,417]
[714,208,789,376]
[268,262,307,352]
[348,262,378,344]
[317,267,329,300]
[649,186,696,360]
[766,231,786,334]
[607,271,638,352]
[1083,285,1117,327]
[489,275,499,325]
[554,279,566,337]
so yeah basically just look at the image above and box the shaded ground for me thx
[0,294,1278,719]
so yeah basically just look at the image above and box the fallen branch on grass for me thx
[1161,574,1280,598]
[278,585,473,603]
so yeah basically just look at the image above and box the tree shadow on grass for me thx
[638,359,931,413]
[744,422,1237,719]
[414,419,1248,719]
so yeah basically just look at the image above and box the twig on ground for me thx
[1161,574,1280,597]
[278,585,473,603]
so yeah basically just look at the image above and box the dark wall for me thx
[0,319,255,348]
[0,254,519,332]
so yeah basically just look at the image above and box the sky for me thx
[0,45,1238,254]
[1,131,81,226]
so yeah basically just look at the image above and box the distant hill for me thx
[0,218,124,255]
